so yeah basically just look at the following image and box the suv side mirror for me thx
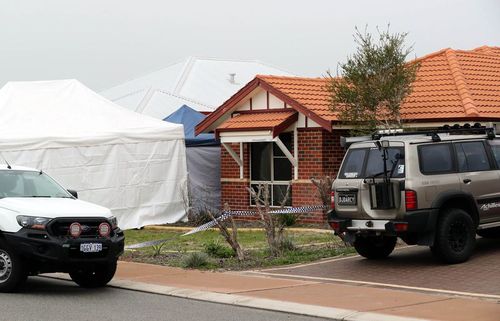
[67,189,78,199]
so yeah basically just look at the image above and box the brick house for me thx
[195,46,500,223]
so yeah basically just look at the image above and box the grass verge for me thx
[120,228,355,270]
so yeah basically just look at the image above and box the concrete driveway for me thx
[250,237,500,299]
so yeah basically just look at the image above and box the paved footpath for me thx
[58,261,499,321]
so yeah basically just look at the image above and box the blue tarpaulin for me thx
[164,105,221,211]
[164,105,219,147]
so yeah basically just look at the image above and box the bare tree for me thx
[311,176,333,217]
[186,184,245,261]
[206,203,245,261]
[248,183,293,257]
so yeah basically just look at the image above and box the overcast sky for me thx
[0,0,499,91]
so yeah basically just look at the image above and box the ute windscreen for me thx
[339,147,405,179]
[0,170,72,198]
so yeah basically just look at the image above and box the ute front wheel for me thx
[0,240,27,293]
[353,235,397,259]
[70,261,117,288]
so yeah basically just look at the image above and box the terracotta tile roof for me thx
[402,46,500,120]
[258,45,500,122]
[257,76,335,121]
[196,46,500,135]
[216,110,298,137]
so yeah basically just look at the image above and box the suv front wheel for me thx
[353,235,397,259]
[432,208,475,264]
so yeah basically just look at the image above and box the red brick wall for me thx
[291,128,348,223]
[219,129,348,224]
[220,143,251,211]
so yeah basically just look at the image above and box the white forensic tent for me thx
[0,79,188,229]
[101,57,295,119]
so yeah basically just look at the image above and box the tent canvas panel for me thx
[2,139,188,230]
[186,146,221,211]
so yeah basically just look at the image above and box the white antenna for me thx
[0,153,11,169]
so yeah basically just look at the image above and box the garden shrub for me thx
[181,252,209,268]
[204,240,235,258]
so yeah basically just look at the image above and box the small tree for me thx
[185,184,245,261]
[311,176,333,216]
[248,183,293,257]
[206,203,245,261]
[328,26,419,135]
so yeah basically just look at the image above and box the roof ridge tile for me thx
[444,49,480,117]
[256,74,326,81]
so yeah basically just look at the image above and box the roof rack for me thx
[340,124,496,148]
[371,124,496,142]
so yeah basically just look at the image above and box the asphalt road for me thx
[0,277,328,321]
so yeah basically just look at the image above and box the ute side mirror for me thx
[67,189,78,199]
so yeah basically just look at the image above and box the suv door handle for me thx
[463,178,472,184]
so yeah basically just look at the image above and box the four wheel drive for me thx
[328,126,500,264]
[0,165,124,292]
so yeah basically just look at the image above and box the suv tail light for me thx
[329,221,340,231]
[331,191,335,210]
[405,190,418,211]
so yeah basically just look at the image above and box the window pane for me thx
[460,142,490,171]
[339,149,367,179]
[274,133,292,157]
[455,144,468,172]
[273,184,291,206]
[273,158,292,181]
[365,147,405,178]
[491,145,500,168]
[419,144,454,174]
[251,142,272,181]
[250,183,272,205]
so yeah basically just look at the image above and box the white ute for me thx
[0,165,124,292]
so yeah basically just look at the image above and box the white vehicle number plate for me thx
[338,192,357,206]
[80,243,102,253]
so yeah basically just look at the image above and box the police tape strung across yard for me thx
[183,205,328,236]
[125,205,328,249]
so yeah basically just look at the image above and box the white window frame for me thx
[249,133,293,207]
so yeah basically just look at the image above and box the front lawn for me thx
[120,228,355,270]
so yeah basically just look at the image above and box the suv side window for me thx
[418,143,454,174]
[489,141,500,168]
[455,141,491,172]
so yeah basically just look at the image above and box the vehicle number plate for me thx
[338,192,357,206]
[80,243,102,253]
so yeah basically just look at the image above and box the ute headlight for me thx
[108,216,118,230]
[16,216,51,230]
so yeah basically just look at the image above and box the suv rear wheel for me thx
[433,208,475,264]
[353,235,397,259]
[0,240,27,292]
[70,260,117,288]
